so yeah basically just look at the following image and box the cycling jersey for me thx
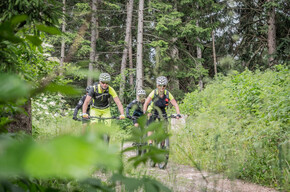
[126,99,144,117]
[88,83,117,109]
[73,95,91,119]
[148,89,174,115]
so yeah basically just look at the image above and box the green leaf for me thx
[11,15,28,26]
[0,134,121,179]
[0,73,30,103]
[25,35,42,46]
[36,25,61,35]
[44,83,81,95]
[0,22,23,43]
[111,174,142,192]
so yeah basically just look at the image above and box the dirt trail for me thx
[123,143,277,192]
[121,117,279,191]
[146,162,277,192]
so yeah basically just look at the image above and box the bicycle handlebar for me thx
[89,116,121,120]
[150,114,181,119]
[127,116,140,120]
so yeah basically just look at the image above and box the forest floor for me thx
[144,161,277,192]
[122,143,278,192]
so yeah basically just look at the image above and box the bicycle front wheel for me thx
[157,138,169,169]
[103,134,110,144]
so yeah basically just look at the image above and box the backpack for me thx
[91,83,111,109]
[151,89,170,113]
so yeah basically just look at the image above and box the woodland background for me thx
[0,0,289,191]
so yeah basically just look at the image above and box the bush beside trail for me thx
[171,65,289,190]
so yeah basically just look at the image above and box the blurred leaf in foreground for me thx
[0,133,121,179]
[0,73,30,103]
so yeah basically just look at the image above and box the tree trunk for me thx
[129,33,134,88]
[87,0,97,86]
[196,20,203,91]
[60,0,66,76]
[170,2,179,90]
[136,0,144,97]
[7,98,32,134]
[94,3,99,66]
[119,0,133,102]
[212,30,217,75]
[267,0,276,66]
[170,37,180,90]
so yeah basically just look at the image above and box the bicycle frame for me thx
[148,114,178,169]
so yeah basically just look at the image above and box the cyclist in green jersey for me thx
[82,73,125,125]
[143,76,181,144]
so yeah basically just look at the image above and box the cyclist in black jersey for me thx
[143,76,181,144]
[82,73,125,124]
[73,86,92,121]
[126,89,147,126]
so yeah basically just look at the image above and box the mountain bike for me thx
[83,116,121,143]
[148,114,179,169]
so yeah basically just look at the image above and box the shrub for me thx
[172,65,289,190]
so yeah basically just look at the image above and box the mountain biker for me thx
[126,89,147,127]
[73,86,92,121]
[82,73,126,124]
[143,76,181,145]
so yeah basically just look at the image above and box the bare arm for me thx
[82,95,92,114]
[113,96,124,115]
[143,97,152,113]
[170,98,181,115]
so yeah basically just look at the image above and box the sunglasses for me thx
[101,81,109,85]
[158,85,166,88]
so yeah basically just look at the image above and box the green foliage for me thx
[0,0,62,26]
[219,55,236,70]
[32,93,69,121]
[123,116,170,168]
[0,73,31,132]
[149,40,170,62]
[111,174,171,192]
[0,73,30,104]
[36,24,61,35]
[0,133,120,178]
[75,3,90,14]
[173,65,289,190]
[0,115,172,191]
[0,1,173,191]
[0,15,26,43]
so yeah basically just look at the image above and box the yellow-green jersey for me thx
[148,89,174,115]
[88,83,118,109]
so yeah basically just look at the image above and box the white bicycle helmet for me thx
[99,73,111,82]
[137,89,146,96]
[156,76,168,86]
